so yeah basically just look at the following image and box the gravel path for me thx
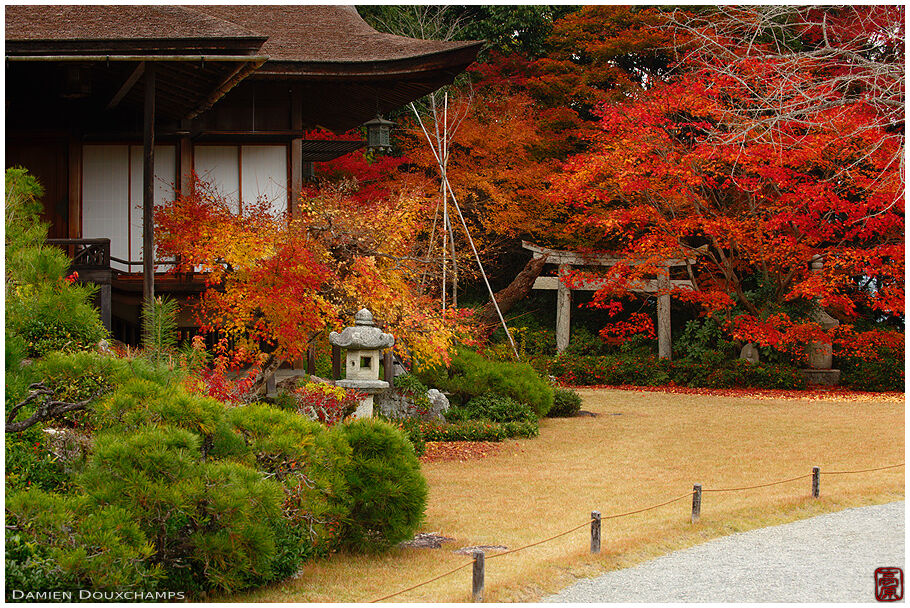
[545,501,904,603]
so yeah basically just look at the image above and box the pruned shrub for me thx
[78,426,288,592]
[384,417,427,457]
[418,419,539,442]
[548,354,806,390]
[548,387,582,417]
[6,489,159,596]
[333,419,428,552]
[447,392,536,423]
[415,347,553,416]
[227,404,352,552]
[93,378,226,441]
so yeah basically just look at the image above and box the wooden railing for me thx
[45,238,110,270]
[45,238,112,331]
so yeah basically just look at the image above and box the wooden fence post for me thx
[472,549,485,602]
[590,511,601,554]
[691,483,702,524]
[812,466,820,498]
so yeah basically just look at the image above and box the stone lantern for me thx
[329,308,394,418]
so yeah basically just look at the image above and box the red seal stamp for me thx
[875,567,903,602]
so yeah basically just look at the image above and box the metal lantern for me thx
[364,115,395,152]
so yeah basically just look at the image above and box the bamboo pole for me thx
[411,102,520,360]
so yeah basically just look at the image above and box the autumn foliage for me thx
[545,7,904,360]
[155,166,465,368]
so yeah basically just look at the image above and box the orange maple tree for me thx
[550,7,904,360]
[155,164,467,374]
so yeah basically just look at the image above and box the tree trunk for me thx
[475,254,548,331]
[251,354,283,397]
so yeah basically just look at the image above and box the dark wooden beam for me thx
[107,61,145,110]
[142,62,156,310]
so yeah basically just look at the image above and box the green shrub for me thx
[418,419,539,441]
[6,167,108,359]
[78,426,287,592]
[548,387,582,417]
[228,404,352,553]
[5,425,70,493]
[676,316,736,364]
[94,378,226,442]
[415,347,553,416]
[839,348,904,392]
[448,392,536,423]
[382,417,427,457]
[6,489,160,595]
[333,419,428,552]
[393,374,433,414]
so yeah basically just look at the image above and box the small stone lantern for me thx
[329,308,394,418]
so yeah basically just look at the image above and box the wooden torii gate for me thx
[522,241,695,359]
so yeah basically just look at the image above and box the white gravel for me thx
[545,501,905,603]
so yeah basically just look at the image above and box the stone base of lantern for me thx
[353,394,374,419]
[335,379,389,419]
[800,368,841,387]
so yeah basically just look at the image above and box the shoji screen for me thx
[241,145,288,217]
[83,144,176,272]
[129,146,176,268]
[82,145,130,270]
[193,145,241,213]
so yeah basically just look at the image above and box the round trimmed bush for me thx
[548,387,582,417]
[333,418,428,552]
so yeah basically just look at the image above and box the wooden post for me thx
[331,345,342,380]
[590,511,601,554]
[691,483,702,523]
[556,263,571,353]
[307,344,316,376]
[383,349,394,385]
[290,85,303,218]
[657,266,671,360]
[812,466,820,498]
[472,549,485,602]
[142,62,156,311]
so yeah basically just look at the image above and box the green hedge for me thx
[838,348,904,392]
[417,419,539,442]
[548,355,806,390]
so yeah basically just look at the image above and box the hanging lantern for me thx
[363,115,395,153]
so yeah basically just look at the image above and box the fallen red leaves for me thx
[419,441,504,463]
[564,384,904,403]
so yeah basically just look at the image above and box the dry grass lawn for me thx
[226,388,904,603]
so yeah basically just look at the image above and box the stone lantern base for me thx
[335,379,389,418]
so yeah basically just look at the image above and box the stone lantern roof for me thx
[329,309,394,350]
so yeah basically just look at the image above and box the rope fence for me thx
[370,462,904,603]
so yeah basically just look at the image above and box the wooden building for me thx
[5,5,482,341]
